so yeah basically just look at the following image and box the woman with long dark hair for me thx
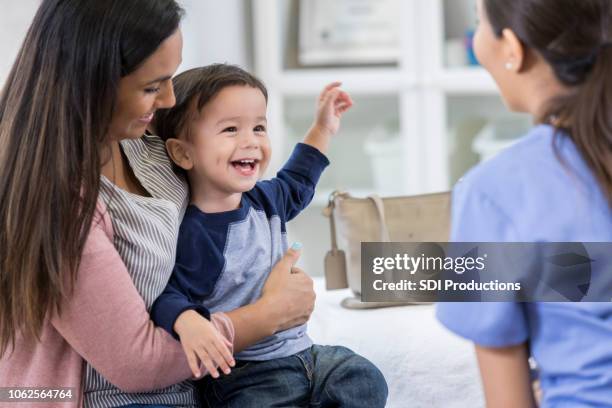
[437,0,612,406]
[0,1,315,407]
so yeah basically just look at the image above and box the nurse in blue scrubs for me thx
[437,0,612,406]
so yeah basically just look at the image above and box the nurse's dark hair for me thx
[484,0,612,206]
[0,0,183,357]
[154,64,268,142]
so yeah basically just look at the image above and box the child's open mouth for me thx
[231,159,259,176]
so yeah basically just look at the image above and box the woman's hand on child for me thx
[261,245,316,333]
[174,309,236,379]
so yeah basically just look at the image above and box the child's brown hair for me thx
[154,63,268,142]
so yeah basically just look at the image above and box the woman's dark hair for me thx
[154,64,268,142]
[484,0,612,205]
[0,0,183,356]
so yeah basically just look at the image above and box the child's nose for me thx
[240,131,260,149]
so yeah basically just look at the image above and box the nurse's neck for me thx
[517,58,571,124]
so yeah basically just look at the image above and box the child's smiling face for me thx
[184,85,271,196]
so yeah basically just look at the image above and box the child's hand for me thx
[314,82,353,138]
[304,82,353,155]
[174,309,235,379]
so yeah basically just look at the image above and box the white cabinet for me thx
[252,0,530,275]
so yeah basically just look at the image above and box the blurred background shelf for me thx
[252,0,530,275]
[432,67,498,94]
[274,68,417,95]
[0,0,531,278]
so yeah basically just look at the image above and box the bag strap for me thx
[323,192,391,243]
[368,195,391,242]
[322,191,350,290]
[322,191,348,253]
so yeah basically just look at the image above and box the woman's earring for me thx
[505,62,514,70]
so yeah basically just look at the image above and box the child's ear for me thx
[166,138,194,171]
[501,28,525,72]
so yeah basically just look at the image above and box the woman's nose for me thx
[157,81,176,109]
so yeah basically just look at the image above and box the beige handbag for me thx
[322,191,451,309]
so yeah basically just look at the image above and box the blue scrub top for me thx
[437,124,612,407]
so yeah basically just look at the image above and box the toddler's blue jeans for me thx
[198,345,388,408]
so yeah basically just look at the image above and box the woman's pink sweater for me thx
[0,203,234,407]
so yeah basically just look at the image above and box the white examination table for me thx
[308,278,485,408]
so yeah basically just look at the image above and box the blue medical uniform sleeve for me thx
[436,179,529,348]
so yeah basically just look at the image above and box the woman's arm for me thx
[50,210,233,393]
[475,343,537,408]
[174,247,313,353]
[224,247,315,353]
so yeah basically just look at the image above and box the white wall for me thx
[178,0,253,72]
[0,0,40,88]
[0,0,252,87]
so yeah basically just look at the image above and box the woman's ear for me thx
[501,28,525,72]
[166,138,194,171]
